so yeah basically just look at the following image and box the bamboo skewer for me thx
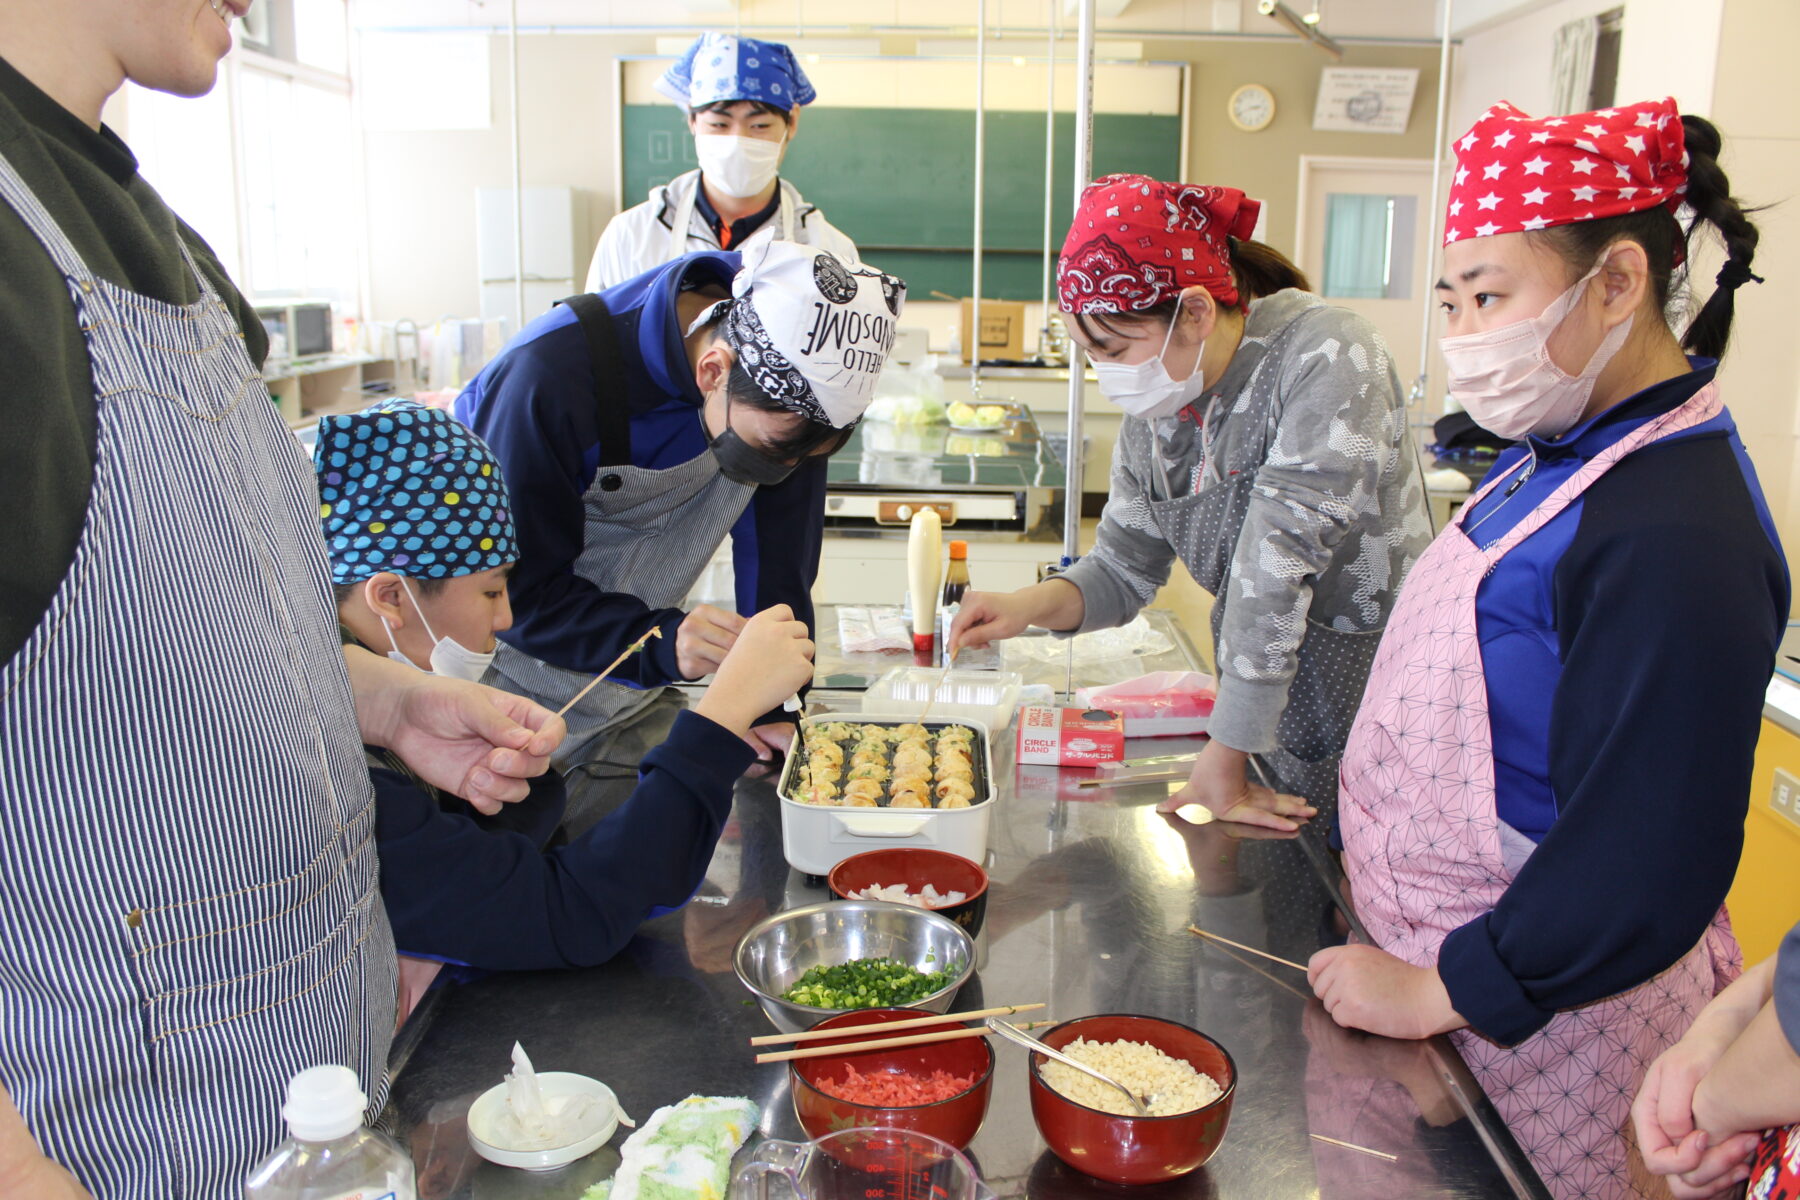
[1076,770,1192,789]
[1193,931,1312,1001]
[1310,1134,1399,1162]
[917,645,960,726]
[754,1019,1053,1065]
[1186,925,1309,974]
[555,627,663,719]
[749,1003,1046,1047]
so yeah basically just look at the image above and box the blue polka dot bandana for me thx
[654,33,816,112]
[314,399,517,585]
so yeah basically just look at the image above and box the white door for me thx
[1294,156,1451,419]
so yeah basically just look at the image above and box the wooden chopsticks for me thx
[755,1019,1053,1065]
[749,1002,1045,1047]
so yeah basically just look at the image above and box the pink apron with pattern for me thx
[1339,381,1743,1199]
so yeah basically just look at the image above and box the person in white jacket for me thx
[586,33,857,293]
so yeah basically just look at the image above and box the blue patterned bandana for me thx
[314,399,516,585]
[655,33,816,112]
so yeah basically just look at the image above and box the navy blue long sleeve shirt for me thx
[371,708,754,970]
[452,252,826,706]
[1435,361,1789,1046]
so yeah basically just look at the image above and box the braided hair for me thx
[1536,114,1762,361]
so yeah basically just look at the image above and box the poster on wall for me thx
[1312,67,1420,134]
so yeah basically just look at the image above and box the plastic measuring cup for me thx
[733,1129,994,1200]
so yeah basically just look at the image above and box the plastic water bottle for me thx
[244,1065,415,1200]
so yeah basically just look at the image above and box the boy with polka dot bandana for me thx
[313,400,815,1013]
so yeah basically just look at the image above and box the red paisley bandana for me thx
[1443,98,1687,245]
[1058,174,1261,313]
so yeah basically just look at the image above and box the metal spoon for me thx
[985,1018,1153,1117]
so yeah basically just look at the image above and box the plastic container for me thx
[244,1066,416,1200]
[863,669,1023,729]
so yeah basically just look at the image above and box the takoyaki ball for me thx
[893,748,932,774]
[844,778,884,803]
[934,778,977,804]
[889,792,930,809]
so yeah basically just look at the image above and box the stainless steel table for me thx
[382,612,1548,1200]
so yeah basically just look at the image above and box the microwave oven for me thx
[255,299,333,361]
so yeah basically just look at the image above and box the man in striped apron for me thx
[0,5,563,1196]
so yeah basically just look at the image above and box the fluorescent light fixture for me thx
[1257,0,1343,58]
[916,38,1144,60]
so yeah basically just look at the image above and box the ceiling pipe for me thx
[1256,0,1343,59]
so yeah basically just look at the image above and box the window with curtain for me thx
[1323,194,1403,300]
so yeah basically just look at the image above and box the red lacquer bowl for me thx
[790,1007,995,1150]
[827,849,990,937]
[1027,1013,1236,1184]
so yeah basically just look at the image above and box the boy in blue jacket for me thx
[313,400,814,1010]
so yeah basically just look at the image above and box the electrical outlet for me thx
[1771,768,1800,830]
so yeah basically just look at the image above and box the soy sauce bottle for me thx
[941,540,972,607]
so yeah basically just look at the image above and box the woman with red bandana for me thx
[1311,97,1786,1198]
[953,175,1433,827]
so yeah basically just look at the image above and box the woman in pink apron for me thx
[1311,97,1787,1199]
[1631,918,1800,1198]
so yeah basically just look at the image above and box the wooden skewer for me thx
[555,628,664,719]
[916,645,960,726]
[749,1003,1046,1047]
[1186,925,1309,974]
[1310,1134,1399,1163]
[1192,931,1311,1001]
[1076,770,1191,789]
[755,1019,1053,1065]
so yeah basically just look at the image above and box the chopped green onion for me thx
[780,956,961,1009]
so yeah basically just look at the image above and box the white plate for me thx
[946,421,1007,432]
[466,1072,624,1171]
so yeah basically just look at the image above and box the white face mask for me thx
[1440,258,1633,442]
[694,133,784,199]
[1091,309,1206,421]
[383,577,497,684]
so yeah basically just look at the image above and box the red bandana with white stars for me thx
[1443,97,1687,245]
[1058,174,1261,312]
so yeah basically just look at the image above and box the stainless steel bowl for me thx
[733,900,976,1033]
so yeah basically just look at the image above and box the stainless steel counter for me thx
[382,611,1548,1200]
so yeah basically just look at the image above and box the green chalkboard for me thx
[621,105,1182,301]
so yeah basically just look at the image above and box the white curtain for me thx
[1550,16,1599,115]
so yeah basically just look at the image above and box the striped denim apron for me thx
[0,151,395,1198]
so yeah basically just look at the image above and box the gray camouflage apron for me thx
[1145,351,1383,812]
[490,403,753,768]
[0,149,395,1198]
